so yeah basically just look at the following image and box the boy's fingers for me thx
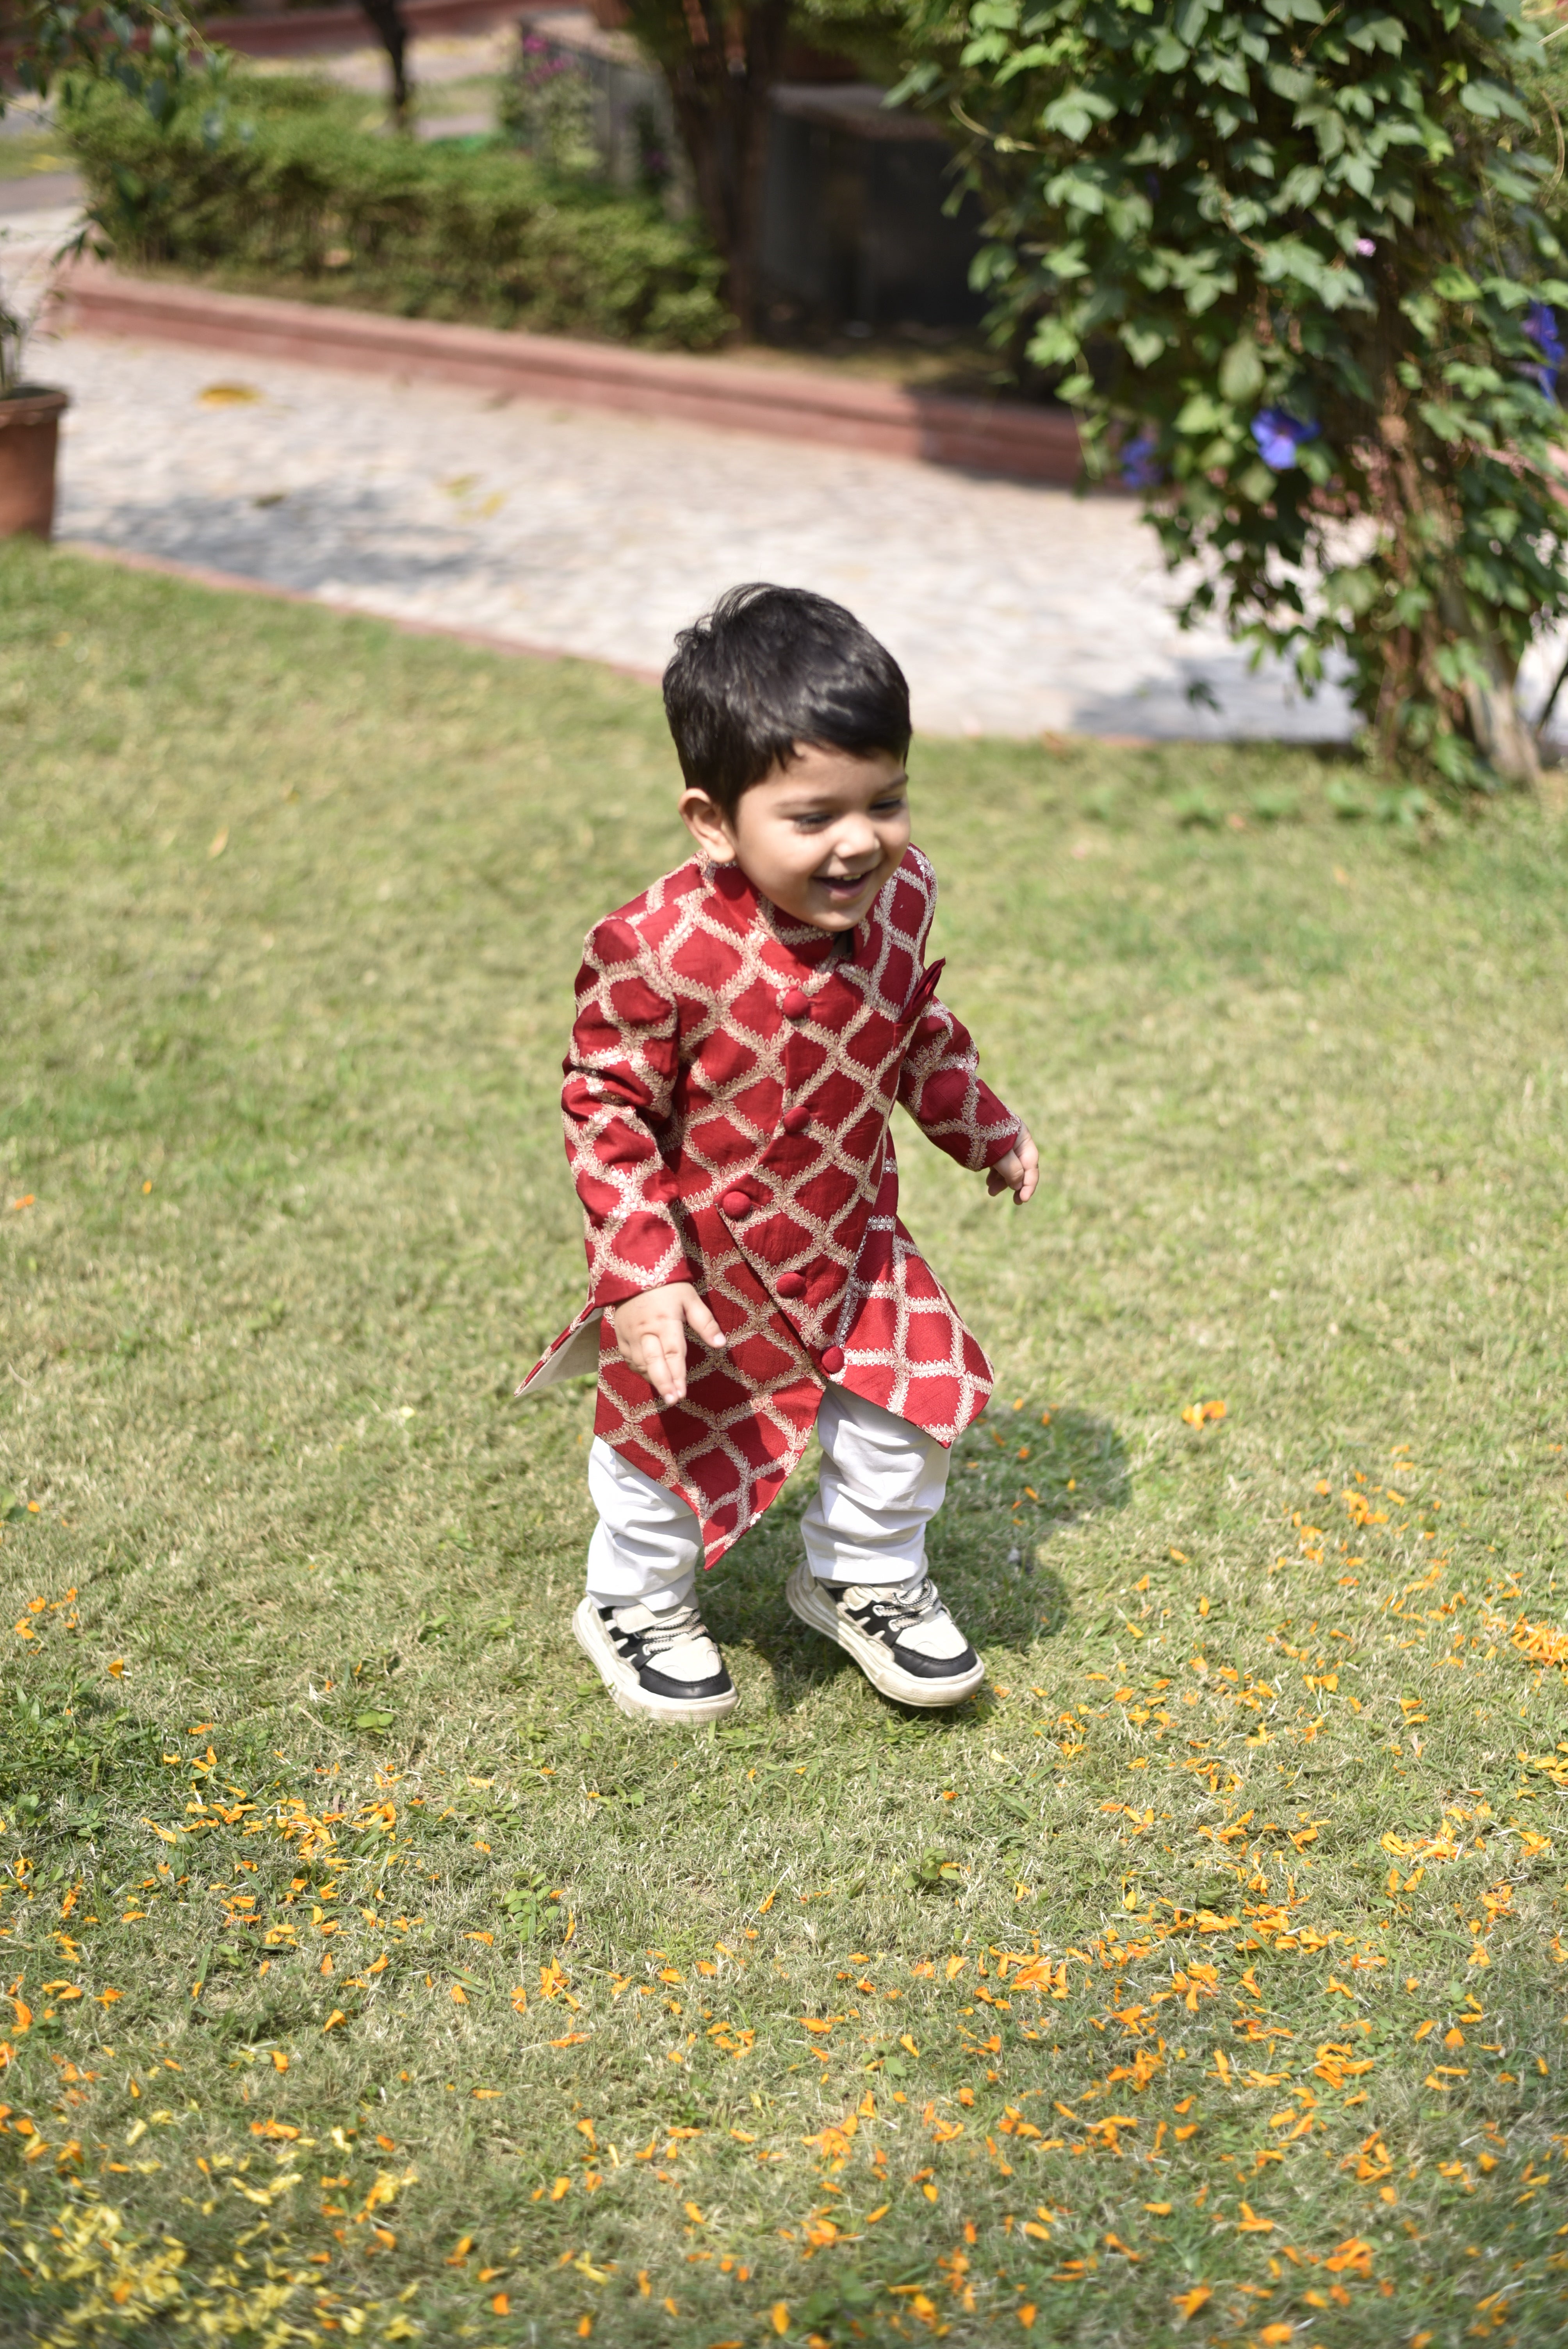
[684,1297,726,1350]
[641,1330,684,1402]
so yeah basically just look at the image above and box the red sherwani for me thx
[518,846,1021,1568]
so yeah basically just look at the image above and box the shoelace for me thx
[625,1602,711,1660]
[856,1576,946,1634]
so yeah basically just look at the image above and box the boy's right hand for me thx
[611,1281,726,1407]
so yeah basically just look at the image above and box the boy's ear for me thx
[679,788,739,864]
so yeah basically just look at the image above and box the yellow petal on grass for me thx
[323,2010,347,2032]
[771,2307,789,2338]
[1235,2203,1274,2234]
[1173,2285,1211,2319]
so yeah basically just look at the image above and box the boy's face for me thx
[679,743,910,932]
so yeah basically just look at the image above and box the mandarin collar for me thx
[704,859,867,969]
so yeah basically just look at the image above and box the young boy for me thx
[519,585,1037,1722]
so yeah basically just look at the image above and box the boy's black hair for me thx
[662,583,911,815]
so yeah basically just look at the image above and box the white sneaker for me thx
[572,1595,738,1725]
[785,1559,985,1707]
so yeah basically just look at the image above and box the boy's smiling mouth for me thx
[818,868,879,902]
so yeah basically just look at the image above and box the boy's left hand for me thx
[987,1127,1039,1205]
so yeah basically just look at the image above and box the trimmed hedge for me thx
[64,72,731,349]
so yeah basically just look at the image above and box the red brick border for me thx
[61,266,1088,487]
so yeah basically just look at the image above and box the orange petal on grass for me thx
[323,2010,347,2032]
[1173,2285,1211,2318]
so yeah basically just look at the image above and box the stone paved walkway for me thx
[38,325,1367,741]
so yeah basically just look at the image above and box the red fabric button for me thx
[780,987,810,1019]
[781,1105,811,1135]
[721,1189,752,1218]
[776,1271,807,1299]
[820,1345,845,1375]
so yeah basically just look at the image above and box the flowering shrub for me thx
[499,35,601,179]
[895,0,1568,787]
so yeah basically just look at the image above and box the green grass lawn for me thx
[2,540,1566,2349]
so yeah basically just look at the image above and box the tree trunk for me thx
[1435,576,1541,789]
[654,0,791,334]
[1459,659,1541,788]
[356,0,410,127]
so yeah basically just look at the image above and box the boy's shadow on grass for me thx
[704,1407,1131,1719]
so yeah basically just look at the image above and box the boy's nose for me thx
[829,820,878,862]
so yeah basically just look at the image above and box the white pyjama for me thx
[584,1385,952,1616]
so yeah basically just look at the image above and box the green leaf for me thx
[1174,391,1230,433]
[1265,62,1316,102]
[1040,86,1116,140]
[1431,265,1481,303]
[353,1709,395,1733]
[1459,77,1529,126]
[1219,337,1265,401]
[1417,401,1466,444]
[1122,323,1169,368]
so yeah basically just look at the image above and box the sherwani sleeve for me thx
[561,917,700,1308]
[897,991,1022,1173]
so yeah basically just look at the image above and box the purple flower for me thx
[1251,407,1320,470]
[1525,302,1563,365]
[1354,237,1376,257]
[1524,301,1564,402]
[1119,430,1163,490]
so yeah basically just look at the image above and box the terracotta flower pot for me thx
[0,386,70,541]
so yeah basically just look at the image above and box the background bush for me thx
[64,70,731,349]
[895,0,1568,790]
